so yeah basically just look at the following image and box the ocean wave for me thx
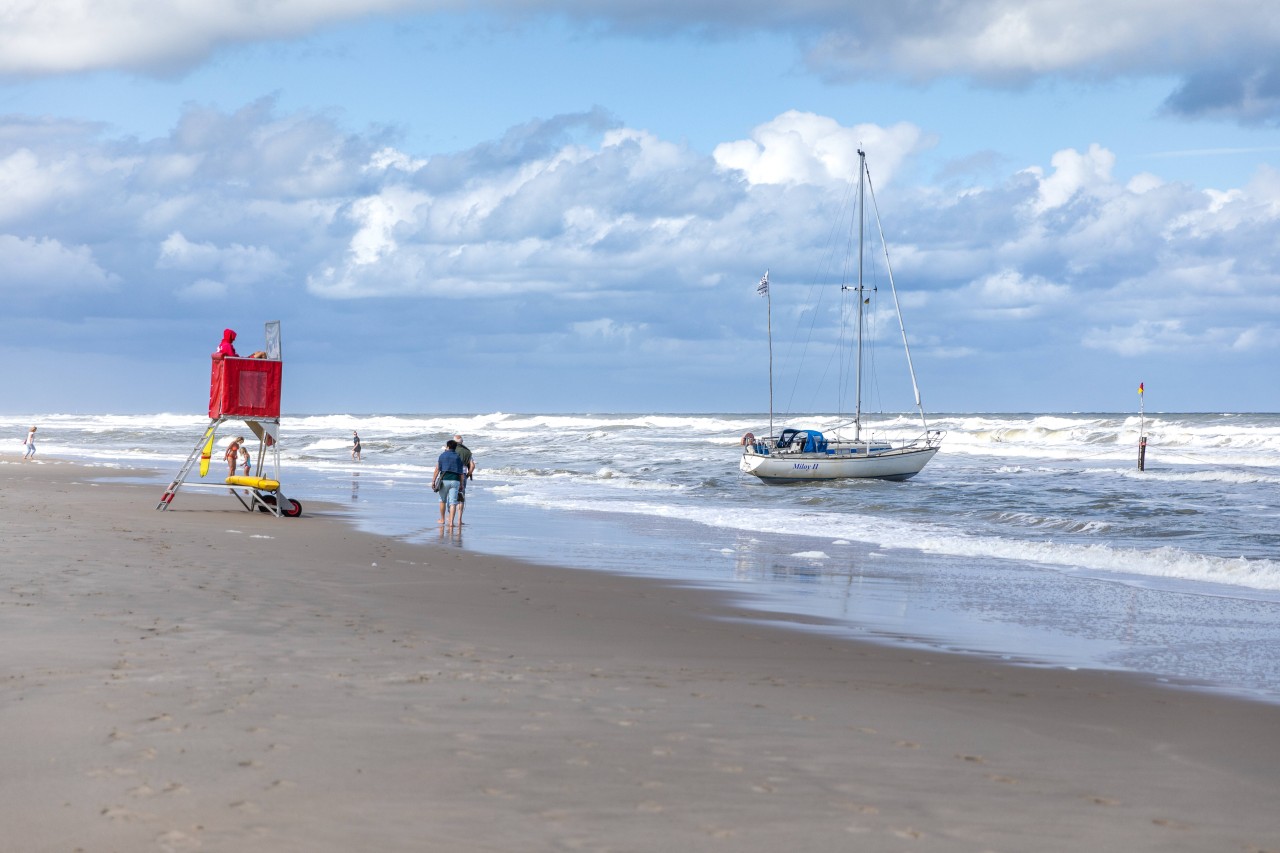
[499,493,1280,594]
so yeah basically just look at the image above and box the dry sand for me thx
[2,459,1278,852]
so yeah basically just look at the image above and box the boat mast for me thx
[758,270,774,439]
[865,161,929,433]
[854,149,866,442]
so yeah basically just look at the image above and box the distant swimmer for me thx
[22,426,36,460]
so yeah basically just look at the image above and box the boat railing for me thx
[743,428,944,457]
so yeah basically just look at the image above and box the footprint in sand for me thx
[841,803,880,815]
[155,829,202,852]
[101,805,153,823]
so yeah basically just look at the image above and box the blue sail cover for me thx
[778,428,827,452]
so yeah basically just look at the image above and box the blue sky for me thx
[1,1,1277,415]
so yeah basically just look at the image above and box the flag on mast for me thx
[1138,382,1144,395]
[757,270,769,296]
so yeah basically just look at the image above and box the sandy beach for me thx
[2,459,1278,852]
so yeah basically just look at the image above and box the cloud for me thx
[1,98,1278,409]
[1021,144,1116,213]
[1162,63,1280,125]
[4,2,1279,124]
[0,0,420,76]
[1081,318,1276,356]
[308,116,745,300]
[963,269,1070,319]
[712,112,924,187]
[0,234,116,292]
[571,318,647,343]
[157,231,289,296]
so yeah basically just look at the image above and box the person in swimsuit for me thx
[225,436,245,476]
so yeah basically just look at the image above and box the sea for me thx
[7,410,1280,704]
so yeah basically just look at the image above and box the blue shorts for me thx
[438,479,460,507]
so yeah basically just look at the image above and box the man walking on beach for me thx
[432,440,467,528]
[352,430,362,462]
[453,434,475,522]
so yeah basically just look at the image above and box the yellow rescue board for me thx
[199,428,215,477]
[225,475,280,491]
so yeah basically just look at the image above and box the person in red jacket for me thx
[214,329,238,358]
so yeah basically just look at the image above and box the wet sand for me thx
[2,459,1278,852]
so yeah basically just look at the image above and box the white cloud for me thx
[2,98,1278,409]
[1082,318,1276,356]
[571,318,646,341]
[176,277,228,301]
[713,112,922,186]
[9,1,1271,82]
[965,269,1070,317]
[2,1,1278,128]
[0,0,420,75]
[0,234,116,291]
[800,2,1273,79]
[1023,144,1116,213]
[157,231,287,287]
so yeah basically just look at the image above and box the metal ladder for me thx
[157,418,222,510]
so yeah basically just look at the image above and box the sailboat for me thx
[740,148,944,482]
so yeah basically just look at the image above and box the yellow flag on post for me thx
[1138,382,1144,395]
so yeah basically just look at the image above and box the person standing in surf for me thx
[352,430,362,462]
[453,434,475,522]
[432,439,467,528]
[22,426,36,460]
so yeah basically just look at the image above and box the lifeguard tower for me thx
[157,321,301,517]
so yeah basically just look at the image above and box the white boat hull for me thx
[740,442,939,482]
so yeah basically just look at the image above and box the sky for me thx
[1,1,1278,416]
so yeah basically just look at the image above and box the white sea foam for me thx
[500,492,1280,594]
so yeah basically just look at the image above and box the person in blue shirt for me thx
[432,439,467,528]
